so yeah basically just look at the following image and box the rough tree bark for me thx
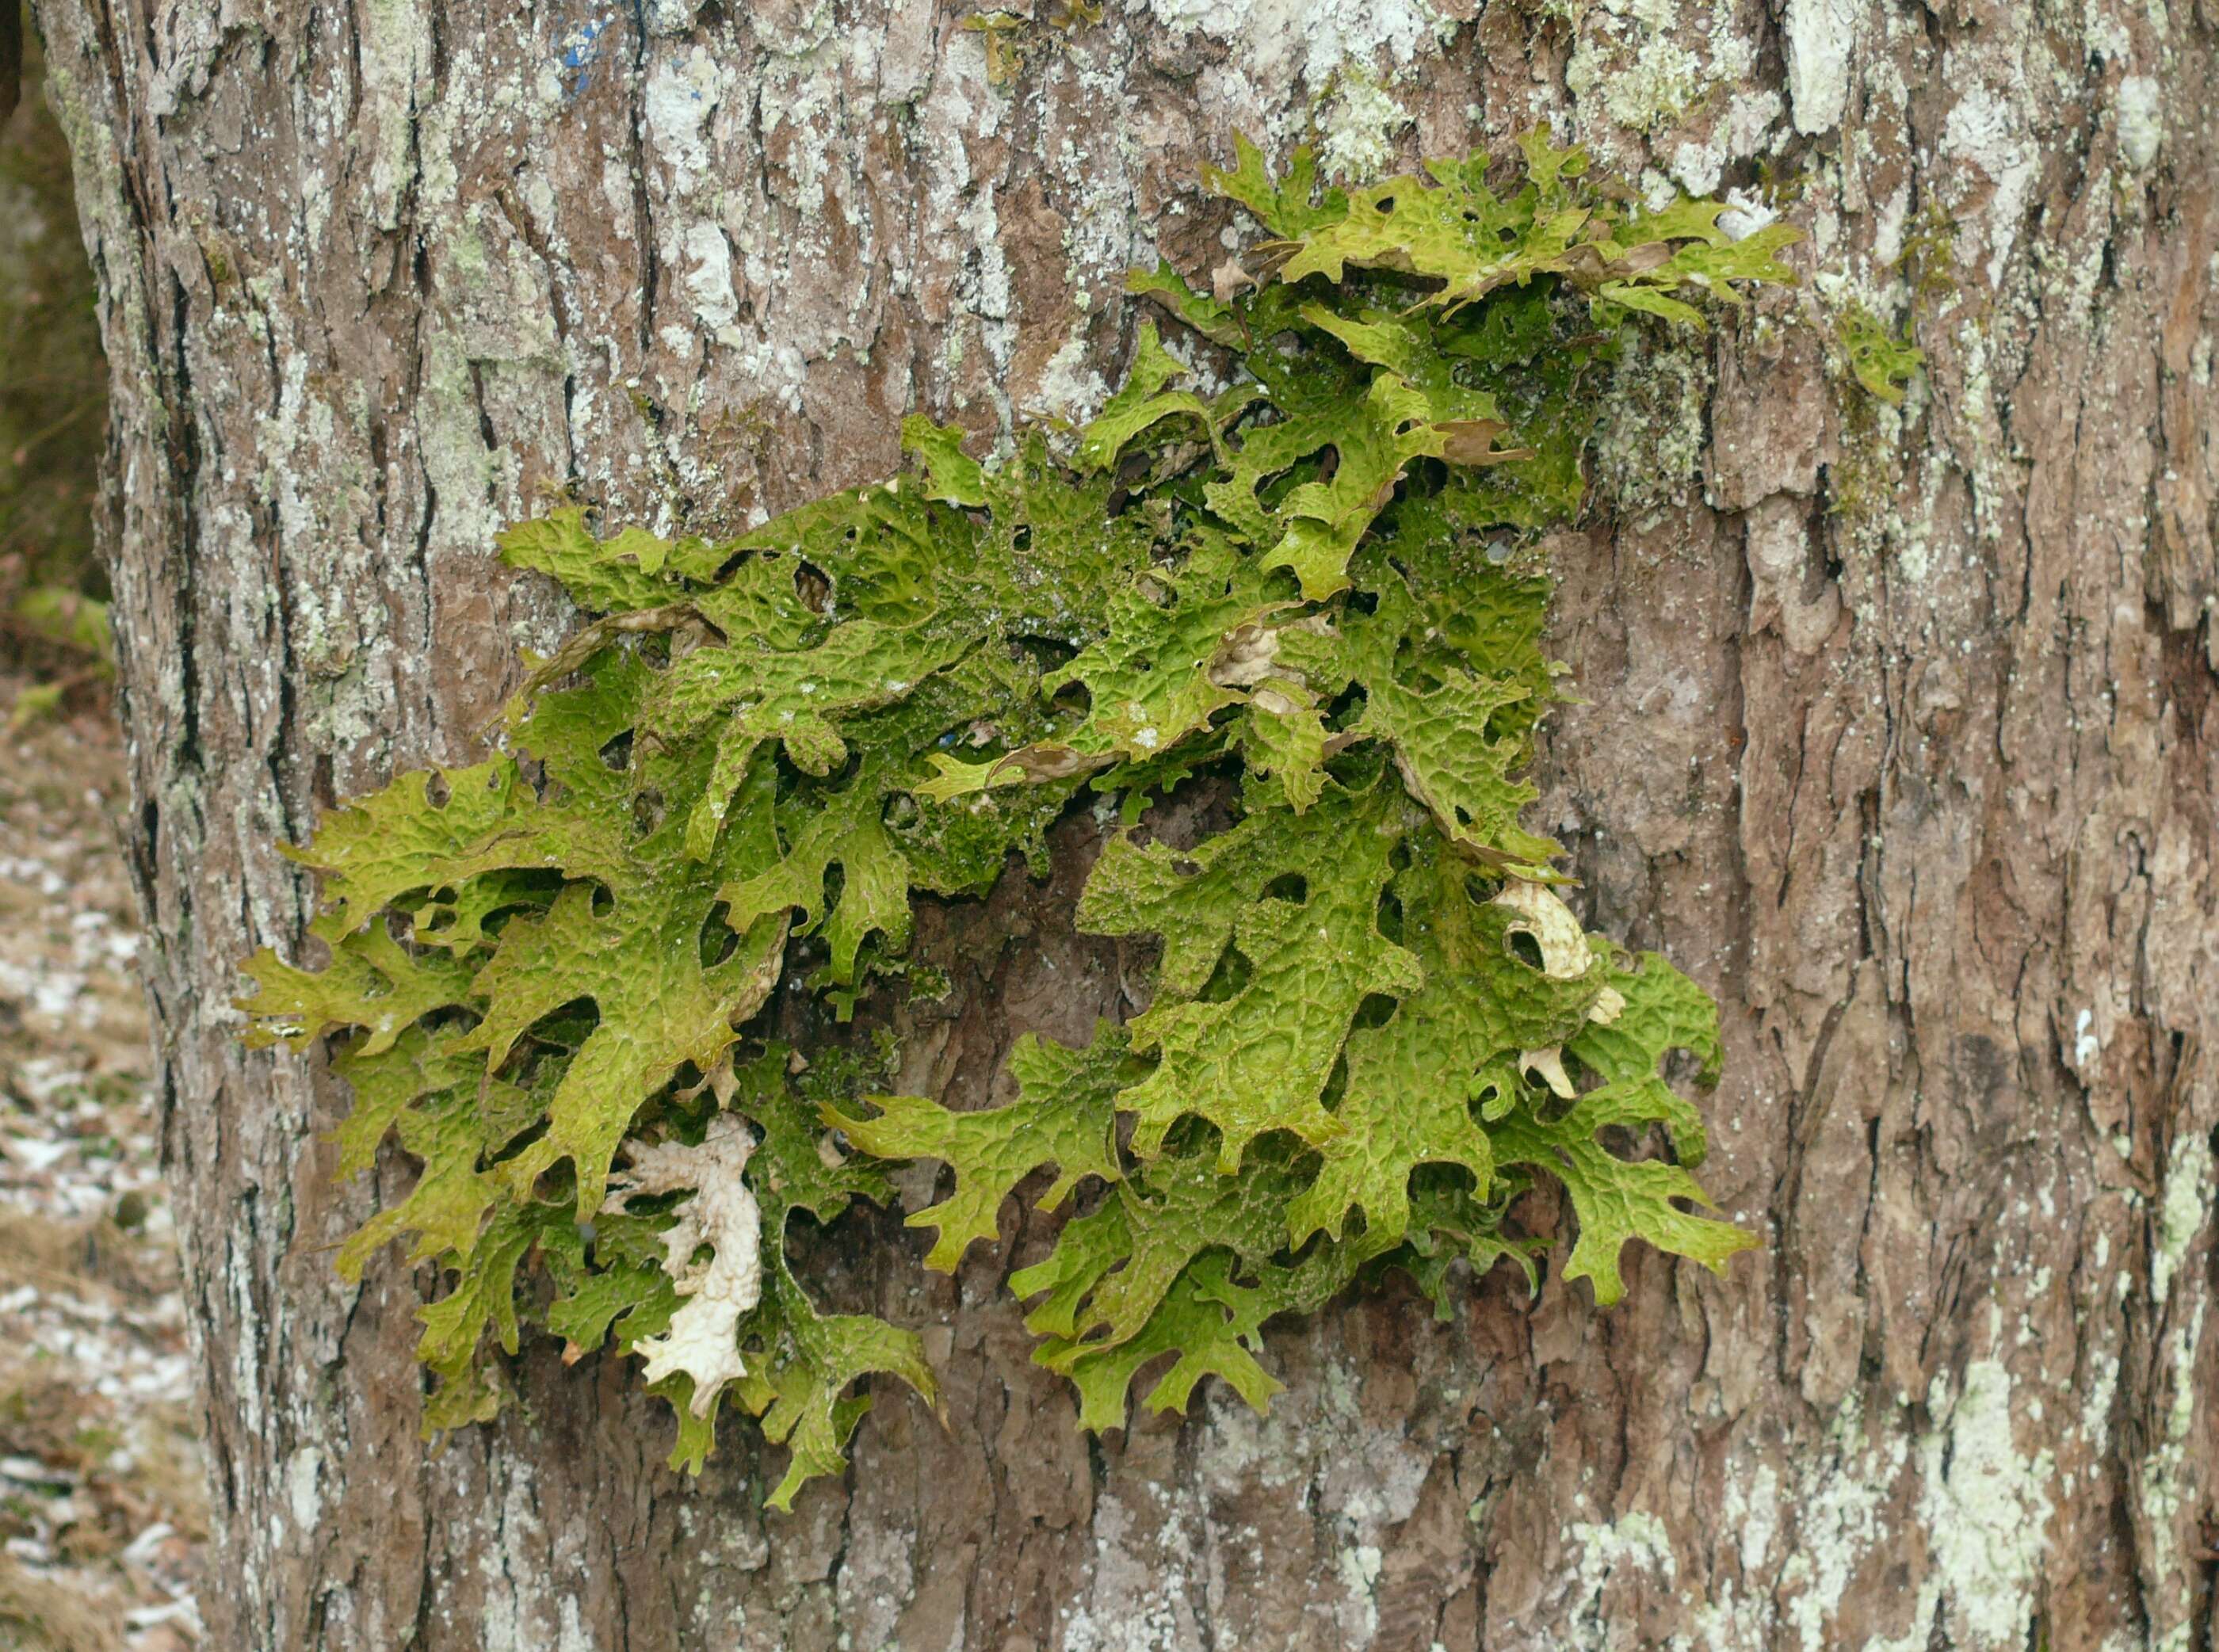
[25,0,2218,1646]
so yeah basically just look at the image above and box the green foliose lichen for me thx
[239,135,1794,1503]
[1834,299,1924,406]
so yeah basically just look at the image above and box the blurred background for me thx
[2,1,106,702]
[0,7,205,1647]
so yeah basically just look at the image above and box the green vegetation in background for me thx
[0,3,111,715]
[239,135,1797,1505]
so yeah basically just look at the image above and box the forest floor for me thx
[0,680,204,1650]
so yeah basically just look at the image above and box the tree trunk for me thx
[28,0,2218,1645]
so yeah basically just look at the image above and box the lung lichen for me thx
[239,135,1794,1504]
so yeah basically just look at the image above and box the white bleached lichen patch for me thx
[604,1113,763,1417]
[2116,74,2163,171]
[1492,881,1591,980]
[1032,324,1112,429]
[354,0,437,231]
[1317,74,1415,181]
[1336,1542,1384,1640]
[1717,186,1782,243]
[1564,0,1763,143]
[1492,881,1621,1097]
[644,48,723,191]
[1773,1391,1908,1650]
[1188,1356,1430,1646]
[1565,1508,1676,1649]
[2139,1288,2209,1652]
[285,1445,323,1531]
[1064,1487,1200,1652]
[1728,1461,1781,1575]
[1657,1459,1786,1650]
[1572,1508,1677,1584]
[681,221,741,335]
[1591,326,1712,521]
[1667,85,1784,197]
[1782,0,1856,134]
[1769,1372,2054,1652]
[1939,79,2038,288]
[1913,1359,2056,1650]
[754,48,848,219]
[1668,133,1728,200]
[1566,1,1703,135]
[1145,0,1447,92]
[2152,1127,2212,1310]
[2073,1006,2101,1068]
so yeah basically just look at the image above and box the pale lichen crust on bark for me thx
[602,1112,763,1415]
[235,135,1795,1505]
